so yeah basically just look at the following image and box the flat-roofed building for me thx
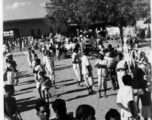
[3,18,67,38]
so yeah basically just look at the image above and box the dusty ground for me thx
[3,40,152,120]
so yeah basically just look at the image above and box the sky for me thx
[3,0,50,21]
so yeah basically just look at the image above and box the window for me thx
[3,30,14,37]
[31,29,35,36]
[37,29,41,36]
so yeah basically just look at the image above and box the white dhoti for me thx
[83,73,94,87]
[97,76,107,90]
[73,64,81,82]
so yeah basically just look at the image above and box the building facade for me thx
[3,18,67,38]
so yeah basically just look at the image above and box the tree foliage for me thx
[44,0,150,50]
[44,0,150,26]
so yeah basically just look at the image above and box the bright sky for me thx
[3,0,49,21]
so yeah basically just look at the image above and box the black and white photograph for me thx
[2,0,152,120]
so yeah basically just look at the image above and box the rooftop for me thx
[3,17,44,23]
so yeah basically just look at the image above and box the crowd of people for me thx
[3,27,152,120]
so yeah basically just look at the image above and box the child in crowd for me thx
[4,85,22,120]
[38,71,52,103]
[137,80,152,120]
[76,104,96,120]
[33,59,46,99]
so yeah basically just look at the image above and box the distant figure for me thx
[24,47,32,68]
[19,38,22,52]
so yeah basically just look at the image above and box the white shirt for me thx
[116,60,127,70]
[117,86,134,118]
[35,65,44,73]
[44,56,54,73]
[3,44,7,52]
[81,55,92,75]
[105,56,118,68]
[71,52,80,70]
[116,60,127,87]
[95,59,108,76]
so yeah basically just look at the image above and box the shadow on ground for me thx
[18,73,34,78]
[18,80,35,86]
[17,98,40,113]
[55,65,72,71]
[56,87,87,97]
[66,91,96,101]
[14,91,32,96]
[56,79,73,84]
[20,86,36,91]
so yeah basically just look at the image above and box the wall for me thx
[3,18,68,38]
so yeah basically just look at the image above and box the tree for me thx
[44,0,77,27]
[104,0,150,51]
[44,0,150,50]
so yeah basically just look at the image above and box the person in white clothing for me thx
[117,75,139,120]
[44,50,56,88]
[31,50,38,69]
[33,59,45,99]
[6,57,16,85]
[24,47,32,68]
[42,45,47,65]
[116,53,128,88]
[81,49,94,94]
[71,48,82,87]
[95,53,108,98]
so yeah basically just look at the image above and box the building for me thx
[3,18,67,39]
